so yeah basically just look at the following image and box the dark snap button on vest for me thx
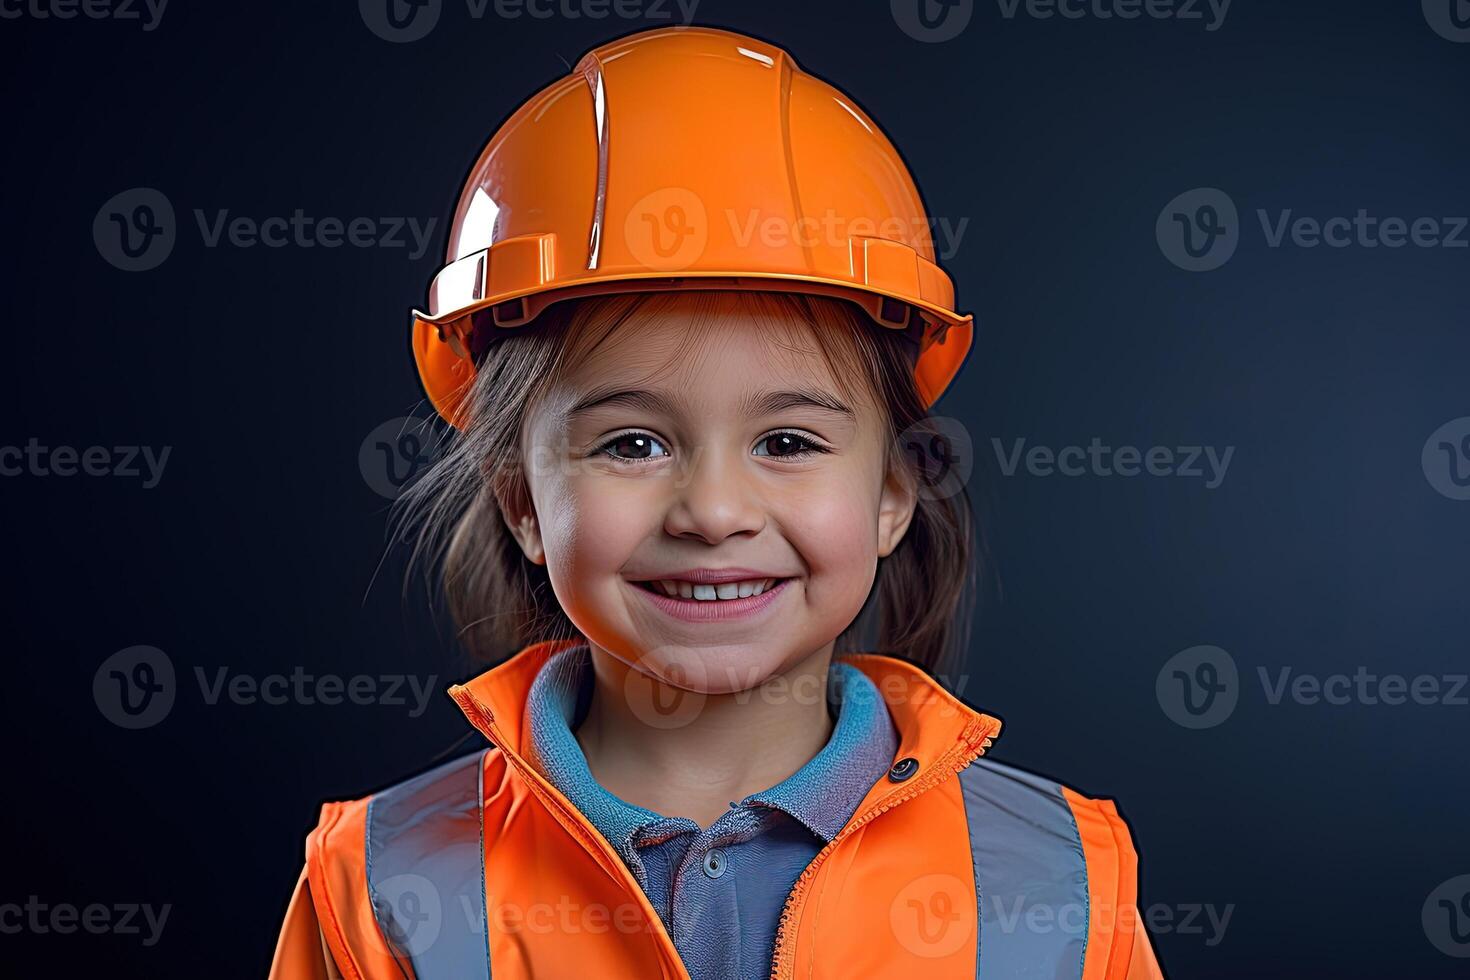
[703,847,727,879]
[888,757,920,782]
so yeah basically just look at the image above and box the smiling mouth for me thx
[633,578,789,601]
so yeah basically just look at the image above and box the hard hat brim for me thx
[412,270,972,430]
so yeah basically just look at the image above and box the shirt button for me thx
[702,848,728,879]
[888,757,920,782]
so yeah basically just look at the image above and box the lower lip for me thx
[629,578,793,623]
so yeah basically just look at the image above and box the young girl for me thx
[270,26,1165,980]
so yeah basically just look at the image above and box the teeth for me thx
[651,578,779,600]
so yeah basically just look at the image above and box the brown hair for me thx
[395,289,979,682]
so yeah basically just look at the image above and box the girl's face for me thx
[508,294,917,694]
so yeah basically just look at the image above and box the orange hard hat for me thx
[411,26,973,428]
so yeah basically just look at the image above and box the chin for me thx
[639,639,838,697]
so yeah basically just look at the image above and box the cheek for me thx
[535,473,650,610]
[780,475,882,603]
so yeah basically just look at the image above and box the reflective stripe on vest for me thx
[958,758,1089,979]
[365,750,491,979]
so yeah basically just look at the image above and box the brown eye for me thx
[597,432,669,461]
[753,432,824,458]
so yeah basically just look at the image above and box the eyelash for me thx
[591,429,830,463]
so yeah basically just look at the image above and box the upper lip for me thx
[632,568,789,584]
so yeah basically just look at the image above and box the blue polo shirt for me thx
[524,645,899,980]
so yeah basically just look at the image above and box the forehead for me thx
[551,293,861,412]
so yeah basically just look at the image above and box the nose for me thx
[662,444,767,544]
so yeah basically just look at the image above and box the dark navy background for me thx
[2,1,1467,976]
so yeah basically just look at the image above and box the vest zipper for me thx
[448,685,695,980]
[766,713,1000,980]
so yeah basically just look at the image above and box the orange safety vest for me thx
[269,639,1165,979]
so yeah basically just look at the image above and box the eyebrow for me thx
[741,387,855,420]
[564,386,855,421]
[565,387,679,420]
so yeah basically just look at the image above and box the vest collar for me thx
[447,639,1002,788]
